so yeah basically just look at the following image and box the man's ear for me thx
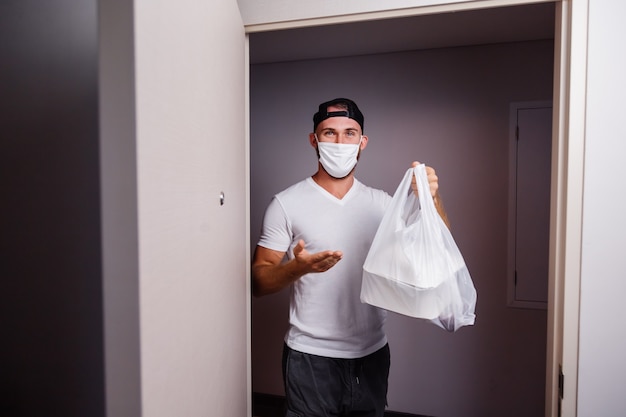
[309,133,318,148]
[360,135,369,150]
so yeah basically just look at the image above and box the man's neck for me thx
[311,169,355,199]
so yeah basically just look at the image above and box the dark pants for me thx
[282,343,391,417]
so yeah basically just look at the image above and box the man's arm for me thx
[252,240,343,297]
[433,191,451,229]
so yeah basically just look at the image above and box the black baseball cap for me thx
[313,98,364,132]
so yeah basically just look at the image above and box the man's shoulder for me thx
[275,177,312,197]
[353,179,391,200]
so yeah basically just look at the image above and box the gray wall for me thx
[0,1,105,416]
[250,40,553,416]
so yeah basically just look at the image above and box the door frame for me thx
[243,1,587,416]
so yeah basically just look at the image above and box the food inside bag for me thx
[361,165,477,331]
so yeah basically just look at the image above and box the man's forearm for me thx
[252,259,304,297]
[434,192,451,229]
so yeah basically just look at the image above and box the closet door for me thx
[133,0,248,416]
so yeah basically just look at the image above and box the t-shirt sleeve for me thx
[256,196,292,253]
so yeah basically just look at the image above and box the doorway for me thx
[247,2,572,416]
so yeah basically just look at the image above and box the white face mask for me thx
[315,135,362,179]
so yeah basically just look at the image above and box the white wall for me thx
[250,40,553,416]
[577,0,626,415]
[118,0,249,416]
[237,0,474,25]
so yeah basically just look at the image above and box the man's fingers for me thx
[293,242,343,273]
[312,251,343,271]
[293,239,305,256]
[427,169,439,197]
[410,163,440,198]
[317,256,341,271]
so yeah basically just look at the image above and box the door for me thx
[101,0,249,416]
[508,102,553,309]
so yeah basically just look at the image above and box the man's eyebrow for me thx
[322,127,357,131]
[319,127,360,135]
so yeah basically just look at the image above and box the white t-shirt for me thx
[257,177,392,358]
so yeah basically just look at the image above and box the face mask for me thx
[315,136,362,179]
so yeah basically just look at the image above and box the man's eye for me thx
[346,131,356,137]
[324,131,336,136]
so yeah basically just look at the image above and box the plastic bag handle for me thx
[413,164,439,222]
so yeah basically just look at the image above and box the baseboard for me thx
[252,392,285,417]
[252,392,433,417]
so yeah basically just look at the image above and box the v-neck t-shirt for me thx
[257,177,392,358]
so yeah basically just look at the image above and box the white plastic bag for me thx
[361,164,477,331]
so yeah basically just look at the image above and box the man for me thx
[252,98,447,416]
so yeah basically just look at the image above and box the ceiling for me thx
[249,2,555,64]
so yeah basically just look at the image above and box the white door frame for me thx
[244,1,587,416]
[551,1,588,416]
